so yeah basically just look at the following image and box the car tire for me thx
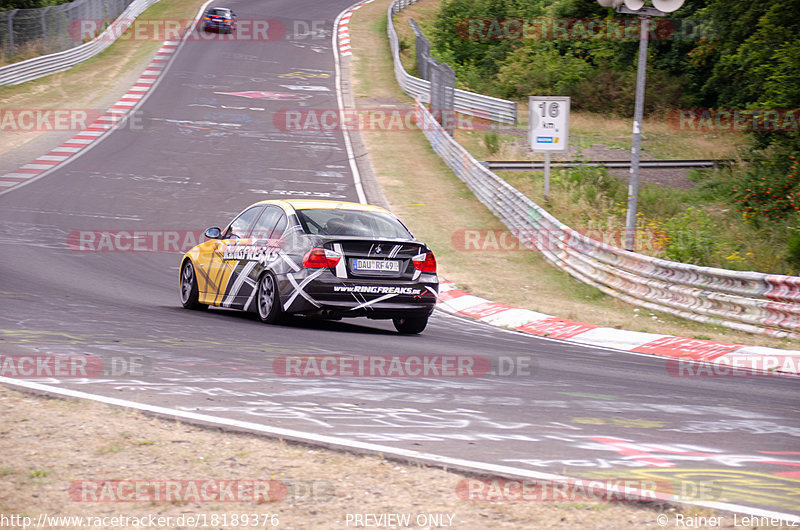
[393,315,428,335]
[180,260,207,310]
[256,272,282,324]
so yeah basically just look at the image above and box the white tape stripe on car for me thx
[279,250,302,272]
[350,293,397,311]
[283,270,325,310]
[221,261,257,308]
[333,243,347,278]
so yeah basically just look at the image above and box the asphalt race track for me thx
[0,0,798,519]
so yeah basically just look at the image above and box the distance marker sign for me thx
[529,96,570,152]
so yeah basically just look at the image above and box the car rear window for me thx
[295,209,413,239]
[208,8,229,16]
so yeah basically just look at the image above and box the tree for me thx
[0,0,69,10]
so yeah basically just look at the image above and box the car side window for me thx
[224,206,263,239]
[272,215,287,237]
[251,206,285,241]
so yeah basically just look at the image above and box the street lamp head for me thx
[651,0,685,12]
[597,0,685,12]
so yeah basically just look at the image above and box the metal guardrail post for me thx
[408,19,430,81]
[7,9,17,55]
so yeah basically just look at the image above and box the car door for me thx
[219,205,286,308]
[201,205,264,305]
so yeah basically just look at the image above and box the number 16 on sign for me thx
[529,96,570,201]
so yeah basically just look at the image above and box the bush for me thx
[483,131,501,155]
[662,207,723,266]
[495,45,594,100]
[571,67,690,116]
[732,148,800,224]
[786,224,800,271]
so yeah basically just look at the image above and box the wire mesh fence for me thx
[0,0,134,64]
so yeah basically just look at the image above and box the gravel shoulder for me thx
[0,385,720,529]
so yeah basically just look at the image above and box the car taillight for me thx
[303,248,341,268]
[204,16,210,20]
[224,18,231,22]
[412,251,436,273]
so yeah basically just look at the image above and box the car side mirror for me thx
[204,227,222,239]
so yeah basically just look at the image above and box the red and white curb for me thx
[337,0,374,56]
[436,281,800,375]
[0,41,179,192]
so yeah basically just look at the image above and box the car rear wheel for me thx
[257,272,282,324]
[180,260,207,310]
[393,315,428,335]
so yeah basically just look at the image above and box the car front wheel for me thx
[180,260,207,310]
[257,272,282,324]
[393,315,428,335]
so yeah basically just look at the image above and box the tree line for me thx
[1,0,71,10]
[430,0,799,149]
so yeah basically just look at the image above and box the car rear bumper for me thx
[279,272,438,319]
[204,22,232,31]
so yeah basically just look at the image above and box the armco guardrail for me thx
[0,0,162,86]
[483,160,733,171]
[413,99,800,339]
[388,0,517,125]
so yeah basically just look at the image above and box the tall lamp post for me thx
[597,0,684,250]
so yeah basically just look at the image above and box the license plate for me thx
[352,259,399,272]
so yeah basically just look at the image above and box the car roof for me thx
[251,199,392,214]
